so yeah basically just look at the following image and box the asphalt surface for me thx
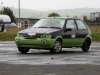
[0,41,100,75]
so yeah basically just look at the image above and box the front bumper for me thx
[15,37,55,49]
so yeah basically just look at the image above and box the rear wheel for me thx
[82,38,91,52]
[18,47,30,53]
[50,40,62,53]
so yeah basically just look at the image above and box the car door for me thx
[75,19,88,46]
[63,19,78,47]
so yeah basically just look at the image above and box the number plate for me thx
[28,33,36,36]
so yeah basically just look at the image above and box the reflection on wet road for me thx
[0,41,100,65]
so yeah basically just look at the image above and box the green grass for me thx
[0,27,100,41]
[91,32,100,42]
[0,32,17,41]
[0,32,100,42]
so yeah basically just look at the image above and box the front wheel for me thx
[82,38,91,52]
[18,47,30,53]
[50,40,62,53]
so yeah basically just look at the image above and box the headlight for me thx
[15,37,20,41]
[15,37,20,44]
[17,33,23,37]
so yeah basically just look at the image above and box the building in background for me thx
[16,18,40,28]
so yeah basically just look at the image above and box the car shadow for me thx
[17,49,90,55]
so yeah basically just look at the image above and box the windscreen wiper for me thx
[38,26,49,28]
[49,27,62,29]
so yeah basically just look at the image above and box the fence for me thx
[5,24,34,33]
[89,25,100,33]
[5,24,100,33]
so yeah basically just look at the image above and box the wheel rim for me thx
[54,41,61,52]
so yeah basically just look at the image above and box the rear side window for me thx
[76,20,87,30]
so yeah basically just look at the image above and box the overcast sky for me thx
[0,0,100,11]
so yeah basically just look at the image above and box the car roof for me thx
[45,17,81,20]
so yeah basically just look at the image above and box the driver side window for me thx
[66,20,77,30]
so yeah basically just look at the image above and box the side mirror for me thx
[64,28,72,32]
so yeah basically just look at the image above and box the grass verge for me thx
[0,32,17,41]
[0,32,100,42]
[92,32,100,42]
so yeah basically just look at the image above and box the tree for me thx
[48,12,60,17]
[83,15,88,22]
[0,7,16,23]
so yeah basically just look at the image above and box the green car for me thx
[15,17,92,53]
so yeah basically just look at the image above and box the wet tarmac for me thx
[0,41,100,75]
[0,41,100,65]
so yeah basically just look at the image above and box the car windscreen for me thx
[32,19,65,28]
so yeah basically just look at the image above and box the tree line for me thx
[0,7,88,23]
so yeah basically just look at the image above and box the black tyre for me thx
[0,24,4,32]
[82,38,91,52]
[18,47,30,53]
[50,40,62,53]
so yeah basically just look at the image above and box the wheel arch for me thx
[85,35,92,45]
[82,36,92,52]
[56,36,63,44]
